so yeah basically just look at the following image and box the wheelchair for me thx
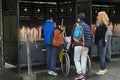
[59,36,91,76]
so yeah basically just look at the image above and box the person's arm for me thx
[72,24,80,43]
[82,36,85,47]
[99,24,107,40]
[73,38,79,43]
[82,35,85,55]
[81,27,85,55]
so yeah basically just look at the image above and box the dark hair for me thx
[77,12,86,20]
[46,14,53,20]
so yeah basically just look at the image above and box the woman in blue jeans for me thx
[105,22,113,61]
[95,11,109,75]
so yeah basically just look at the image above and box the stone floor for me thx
[0,56,120,80]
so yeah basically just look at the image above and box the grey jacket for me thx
[105,27,113,42]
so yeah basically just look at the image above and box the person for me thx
[73,22,85,80]
[42,15,58,76]
[105,22,113,62]
[73,12,92,80]
[95,11,109,75]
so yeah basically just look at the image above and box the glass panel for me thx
[2,0,18,65]
[77,2,91,25]
[19,1,57,26]
[92,4,115,24]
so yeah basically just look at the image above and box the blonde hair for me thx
[97,11,109,26]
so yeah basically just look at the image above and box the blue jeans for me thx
[46,45,58,72]
[97,40,106,70]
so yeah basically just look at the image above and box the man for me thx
[42,15,58,76]
[74,12,92,80]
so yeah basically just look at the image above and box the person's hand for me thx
[72,44,74,48]
[73,38,79,43]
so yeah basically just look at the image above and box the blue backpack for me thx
[73,25,84,41]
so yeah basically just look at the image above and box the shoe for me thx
[47,70,51,74]
[74,74,85,80]
[48,71,57,76]
[96,69,107,75]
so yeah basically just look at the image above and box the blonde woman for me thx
[95,11,109,75]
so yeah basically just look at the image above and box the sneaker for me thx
[48,71,57,76]
[74,74,85,80]
[96,69,107,75]
[47,70,51,74]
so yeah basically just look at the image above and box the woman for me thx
[95,11,109,75]
[105,22,113,62]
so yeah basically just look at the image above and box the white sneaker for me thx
[104,69,107,73]
[47,70,51,74]
[96,69,107,75]
[48,71,58,76]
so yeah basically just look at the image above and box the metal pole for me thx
[0,0,2,70]
[26,31,33,80]
[75,0,77,19]
[90,0,92,26]
[17,0,21,73]
[0,0,5,71]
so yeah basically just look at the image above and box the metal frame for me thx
[0,0,5,71]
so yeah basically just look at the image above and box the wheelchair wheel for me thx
[86,55,91,75]
[61,52,70,76]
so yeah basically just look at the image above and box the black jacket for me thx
[95,23,107,46]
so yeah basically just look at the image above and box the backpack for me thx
[52,28,64,47]
[73,25,83,41]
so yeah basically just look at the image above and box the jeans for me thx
[74,46,89,75]
[46,45,58,72]
[97,40,106,70]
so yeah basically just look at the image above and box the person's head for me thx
[77,12,86,21]
[46,14,53,20]
[108,21,113,30]
[97,11,109,26]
